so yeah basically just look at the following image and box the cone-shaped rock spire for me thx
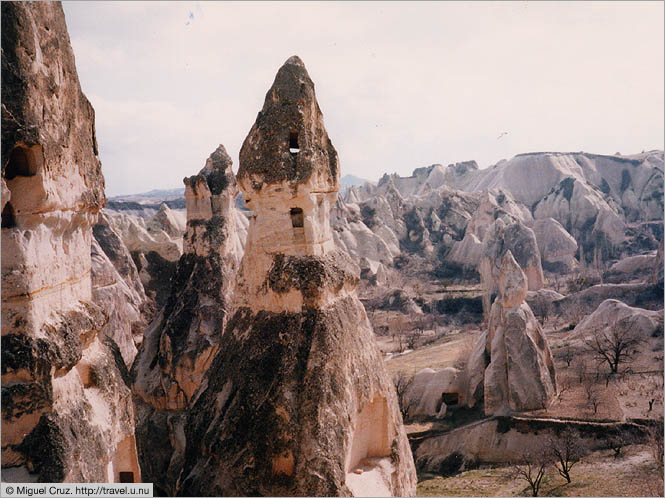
[238,55,339,192]
[177,57,416,497]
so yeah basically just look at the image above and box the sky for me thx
[62,1,664,196]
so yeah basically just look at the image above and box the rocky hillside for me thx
[344,151,663,276]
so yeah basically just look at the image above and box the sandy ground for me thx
[417,445,663,497]
[383,330,480,376]
[380,319,663,423]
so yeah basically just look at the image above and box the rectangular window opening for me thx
[290,207,304,228]
[289,131,300,154]
[119,472,134,483]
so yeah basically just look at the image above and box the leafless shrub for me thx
[509,442,551,497]
[532,294,551,326]
[605,430,633,458]
[547,429,587,483]
[584,316,643,374]
[583,378,601,414]
[556,378,571,403]
[562,343,574,368]
[646,377,664,413]
[576,359,588,384]
[393,372,417,421]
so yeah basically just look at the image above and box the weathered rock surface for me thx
[479,218,544,315]
[403,368,465,418]
[466,252,556,415]
[568,299,662,344]
[532,217,578,273]
[414,416,646,472]
[91,211,148,366]
[131,145,242,495]
[177,56,416,497]
[1,1,139,482]
[103,209,183,309]
[551,282,664,321]
[91,232,145,366]
[345,151,663,269]
[146,203,185,239]
[603,252,658,284]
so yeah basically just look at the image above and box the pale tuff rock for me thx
[178,56,416,497]
[532,217,578,273]
[331,198,398,269]
[403,368,465,418]
[2,2,138,483]
[654,243,664,284]
[479,218,544,316]
[103,208,183,308]
[448,189,532,270]
[466,252,557,415]
[105,209,183,262]
[91,211,148,366]
[146,203,186,239]
[345,151,662,266]
[551,281,663,321]
[568,299,662,344]
[91,233,145,366]
[603,252,659,284]
[131,145,242,494]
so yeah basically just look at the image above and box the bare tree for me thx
[584,316,643,374]
[583,378,601,414]
[556,377,571,404]
[547,429,586,483]
[606,430,632,458]
[510,443,550,497]
[589,390,601,414]
[389,314,409,353]
[646,377,664,413]
[575,359,588,384]
[453,341,474,370]
[393,372,417,421]
[562,343,574,368]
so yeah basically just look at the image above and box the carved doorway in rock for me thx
[346,396,391,471]
[109,435,141,483]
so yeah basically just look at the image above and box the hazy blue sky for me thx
[62,1,664,196]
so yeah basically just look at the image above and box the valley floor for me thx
[417,445,663,497]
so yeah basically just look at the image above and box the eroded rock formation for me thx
[177,56,416,497]
[92,212,148,366]
[466,252,557,415]
[103,206,185,310]
[479,218,544,317]
[568,298,663,344]
[130,145,242,495]
[1,2,139,483]
[403,367,465,419]
[532,217,578,273]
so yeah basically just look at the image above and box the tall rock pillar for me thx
[1,2,139,482]
[178,56,417,497]
[131,145,242,495]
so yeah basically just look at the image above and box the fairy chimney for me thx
[177,56,417,497]
[2,2,138,483]
[131,145,242,494]
[466,251,557,415]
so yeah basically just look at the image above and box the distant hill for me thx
[340,174,374,192]
[110,187,185,204]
